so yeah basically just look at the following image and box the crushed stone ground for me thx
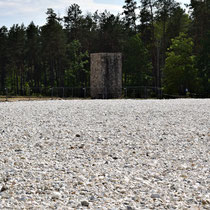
[0,99,209,209]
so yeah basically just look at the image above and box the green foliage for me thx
[123,0,138,32]
[123,34,152,86]
[196,30,210,96]
[41,9,67,87]
[0,26,8,90]
[154,6,191,47]
[64,4,82,42]
[190,0,210,96]
[163,33,198,95]
[97,11,125,52]
[64,4,82,30]
[0,2,209,98]
[65,40,89,87]
[6,24,26,94]
[139,0,155,45]
[25,22,41,88]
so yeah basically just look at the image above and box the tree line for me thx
[0,0,209,97]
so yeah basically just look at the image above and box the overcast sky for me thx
[0,0,191,28]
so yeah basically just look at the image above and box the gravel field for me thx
[0,99,209,210]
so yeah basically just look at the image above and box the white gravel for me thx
[0,99,209,209]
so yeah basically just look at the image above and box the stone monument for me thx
[90,53,122,99]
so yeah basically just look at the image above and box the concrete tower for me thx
[90,53,122,99]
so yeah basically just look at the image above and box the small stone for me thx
[89,195,95,201]
[132,196,139,202]
[17,196,27,202]
[79,144,85,149]
[51,192,61,200]
[127,206,135,210]
[81,200,89,207]
[14,149,22,153]
[1,193,10,199]
[187,198,194,204]
[118,188,126,194]
[170,184,177,191]
[151,194,161,199]
[124,176,130,183]
[76,134,81,137]
[202,199,210,205]
[0,185,8,192]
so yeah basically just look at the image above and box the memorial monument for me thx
[90,53,122,99]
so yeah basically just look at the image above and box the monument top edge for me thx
[90,52,122,55]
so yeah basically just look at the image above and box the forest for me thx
[0,0,209,97]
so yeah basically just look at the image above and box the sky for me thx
[0,0,191,28]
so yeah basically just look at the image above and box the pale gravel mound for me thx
[0,99,209,209]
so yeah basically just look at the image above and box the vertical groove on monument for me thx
[90,53,122,99]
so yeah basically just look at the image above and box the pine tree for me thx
[139,0,155,44]
[190,0,210,52]
[7,24,26,94]
[123,0,138,33]
[0,26,8,92]
[139,0,157,87]
[189,0,210,96]
[98,11,124,52]
[41,9,66,87]
[25,22,41,89]
[64,4,82,42]
[155,0,180,61]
